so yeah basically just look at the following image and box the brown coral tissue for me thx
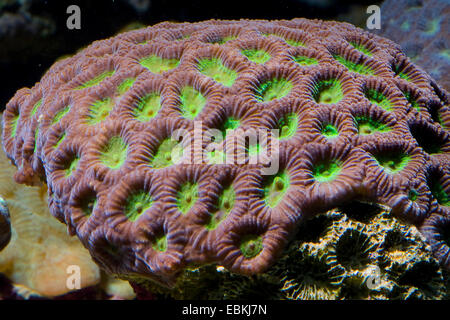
[2,19,450,287]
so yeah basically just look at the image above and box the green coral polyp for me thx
[140,55,179,74]
[52,106,71,124]
[333,54,374,75]
[313,79,343,104]
[430,179,449,206]
[277,113,298,140]
[151,138,182,168]
[364,88,393,112]
[241,49,271,64]
[87,98,114,125]
[374,152,410,174]
[117,78,136,95]
[81,195,97,216]
[247,142,261,157]
[176,34,190,41]
[124,191,153,221]
[54,133,66,149]
[255,78,292,102]
[179,86,207,119]
[398,72,411,81]
[134,93,161,121]
[403,91,420,111]
[293,55,318,66]
[65,156,80,177]
[197,57,237,87]
[408,189,419,202]
[321,123,339,138]
[99,136,128,169]
[153,234,168,252]
[77,70,115,89]
[284,38,305,47]
[222,117,240,131]
[392,65,411,81]
[10,114,19,138]
[263,171,290,208]
[349,42,373,56]
[206,186,235,230]
[313,160,341,182]
[211,35,237,44]
[30,99,42,117]
[219,117,240,140]
[33,128,39,153]
[355,116,390,135]
[177,182,198,214]
[218,186,235,212]
[206,150,226,165]
[240,235,263,258]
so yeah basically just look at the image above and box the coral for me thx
[0,196,11,251]
[2,18,450,288]
[375,0,450,91]
[0,121,135,299]
[284,204,448,300]
[100,274,136,300]
[0,126,100,298]
[133,204,448,300]
[0,272,136,300]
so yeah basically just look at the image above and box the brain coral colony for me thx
[2,19,450,296]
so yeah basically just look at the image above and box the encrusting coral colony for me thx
[2,19,450,289]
